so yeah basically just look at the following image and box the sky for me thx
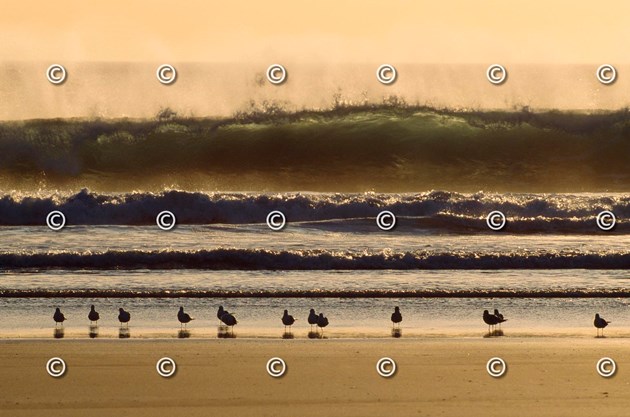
[1,0,629,64]
[1,0,629,119]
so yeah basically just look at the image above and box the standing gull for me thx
[220,310,238,330]
[483,310,499,333]
[118,307,131,327]
[88,305,100,325]
[178,306,194,328]
[308,309,318,331]
[493,308,507,329]
[316,313,329,335]
[217,306,226,325]
[594,313,610,337]
[282,310,297,331]
[53,308,66,327]
[391,306,403,329]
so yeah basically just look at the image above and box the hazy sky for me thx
[2,0,630,63]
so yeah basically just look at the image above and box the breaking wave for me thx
[1,106,630,192]
[0,189,628,232]
[1,248,629,270]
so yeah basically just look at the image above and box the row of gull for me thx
[54,306,612,336]
[55,305,328,334]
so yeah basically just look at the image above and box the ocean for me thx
[0,107,629,339]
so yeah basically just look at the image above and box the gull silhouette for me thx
[217,306,226,325]
[220,310,238,329]
[53,308,66,327]
[493,308,507,329]
[308,309,318,331]
[118,307,131,327]
[317,313,329,335]
[391,306,403,329]
[483,310,500,333]
[282,309,297,331]
[88,305,100,325]
[178,306,194,328]
[594,313,610,337]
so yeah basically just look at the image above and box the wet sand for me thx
[0,338,628,416]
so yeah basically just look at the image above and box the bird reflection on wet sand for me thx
[483,329,505,338]
[89,325,99,339]
[178,329,191,339]
[307,331,326,339]
[282,331,294,339]
[119,327,130,339]
[54,327,65,339]
[391,328,402,338]
[218,325,236,338]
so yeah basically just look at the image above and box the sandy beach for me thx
[0,338,627,417]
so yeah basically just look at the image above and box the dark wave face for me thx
[0,189,628,231]
[1,248,629,270]
[1,106,630,192]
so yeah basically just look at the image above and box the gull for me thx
[53,308,66,327]
[308,309,318,331]
[88,305,100,325]
[594,313,610,337]
[317,313,329,335]
[178,306,194,328]
[217,306,226,325]
[493,308,507,329]
[118,307,131,327]
[483,310,499,333]
[391,306,402,329]
[220,311,238,330]
[282,310,297,331]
